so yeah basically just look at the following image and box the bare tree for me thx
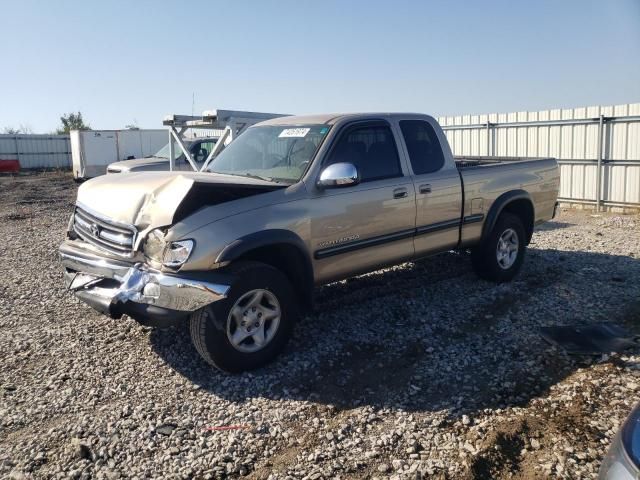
[2,124,33,134]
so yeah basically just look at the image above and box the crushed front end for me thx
[60,204,231,327]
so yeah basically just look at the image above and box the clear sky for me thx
[1,0,639,133]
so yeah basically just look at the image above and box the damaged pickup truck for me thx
[60,113,560,372]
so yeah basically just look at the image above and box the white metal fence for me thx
[0,130,220,172]
[439,103,640,210]
[0,134,71,169]
[3,104,640,211]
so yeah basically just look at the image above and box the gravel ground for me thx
[1,171,639,480]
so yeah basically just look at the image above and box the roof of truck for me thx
[257,112,434,126]
[257,114,344,125]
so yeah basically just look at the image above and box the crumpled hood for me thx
[76,171,281,230]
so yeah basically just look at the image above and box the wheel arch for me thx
[482,190,535,244]
[215,229,314,309]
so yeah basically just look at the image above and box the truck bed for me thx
[454,155,559,247]
[455,156,552,169]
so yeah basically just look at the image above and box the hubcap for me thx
[226,289,281,353]
[496,228,519,269]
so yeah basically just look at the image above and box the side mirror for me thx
[317,162,360,189]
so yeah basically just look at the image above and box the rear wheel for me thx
[189,261,297,373]
[471,212,526,282]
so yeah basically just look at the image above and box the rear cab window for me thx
[399,120,445,174]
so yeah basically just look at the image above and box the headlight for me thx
[162,240,194,267]
[599,404,640,479]
[143,229,194,268]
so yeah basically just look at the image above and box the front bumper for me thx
[60,240,231,325]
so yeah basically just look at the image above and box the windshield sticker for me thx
[279,128,310,138]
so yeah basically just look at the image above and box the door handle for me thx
[419,184,432,194]
[393,187,408,199]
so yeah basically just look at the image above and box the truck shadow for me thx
[533,221,574,232]
[149,247,640,418]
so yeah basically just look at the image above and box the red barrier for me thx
[0,160,20,173]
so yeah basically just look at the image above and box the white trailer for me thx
[70,129,166,179]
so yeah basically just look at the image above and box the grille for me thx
[73,205,137,256]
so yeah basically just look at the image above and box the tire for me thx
[189,261,297,373]
[471,212,526,282]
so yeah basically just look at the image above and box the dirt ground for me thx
[1,171,639,479]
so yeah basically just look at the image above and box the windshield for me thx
[205,125,330,183]
[152,142,189,160]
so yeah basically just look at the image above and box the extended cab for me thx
[60,113,560,372]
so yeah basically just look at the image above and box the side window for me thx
[195,140,217,162]
[200,140,216,152]
[326,124,402,182]
[399,120,444,174]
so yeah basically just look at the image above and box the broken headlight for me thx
[143,229,194,268]
[162,240,194,267]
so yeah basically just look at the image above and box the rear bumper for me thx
[60,240,231,326]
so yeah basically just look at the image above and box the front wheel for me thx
[471,212,526,282]
[189,261,297,373]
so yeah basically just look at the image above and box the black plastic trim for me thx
[119,302,190,328]
[415,219,461,235]
[216,229,314,306]
[75,289,118,318]
[216,229,309,264]
[239,213,485,263]
[315,216,469,259]
[482,190,534,243]
[314,228,415,259]
[74,288,187,326]
[463,213,485,224]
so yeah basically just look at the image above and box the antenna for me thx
[191,92,196,137]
